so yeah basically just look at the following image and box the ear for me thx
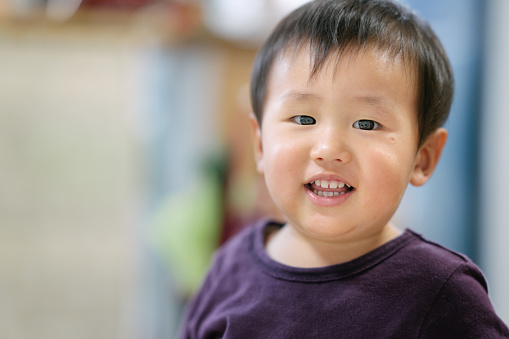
[249,112,264,174]
[410,128,448,187]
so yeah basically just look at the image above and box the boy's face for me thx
[251,45,444,243]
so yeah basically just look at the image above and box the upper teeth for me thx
[314,179,350,189]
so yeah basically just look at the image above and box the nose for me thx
[310,131,352,164]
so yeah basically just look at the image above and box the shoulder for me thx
[205,218,271,280]
[403,231,509,338]
[400,230,488,305]
[404,230,472,264]
[398,230,482,284]
[214,219,264,262]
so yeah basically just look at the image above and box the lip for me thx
[304,174,355,207]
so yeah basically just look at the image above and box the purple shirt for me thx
[179,219,509,338]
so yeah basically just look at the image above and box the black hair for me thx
[250,0,454,147]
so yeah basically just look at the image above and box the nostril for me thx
[315,156,342,162]
[311,145,351,163]
[313,156,347,164]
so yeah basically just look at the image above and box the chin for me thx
[296,218,357,241]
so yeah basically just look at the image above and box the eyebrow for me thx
[351,95,396,116]
[279,91,322,103]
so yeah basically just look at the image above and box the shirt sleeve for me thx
[418,262,509,338]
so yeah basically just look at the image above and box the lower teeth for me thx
[313,190,344,197]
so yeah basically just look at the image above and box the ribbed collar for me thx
[251,219,417,283]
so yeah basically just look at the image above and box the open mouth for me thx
[306,179,355,197]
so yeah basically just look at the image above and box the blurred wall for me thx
[0,5,259,338]
[0,21,144,338]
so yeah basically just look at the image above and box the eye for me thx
[292,115,316,125]
[353,120,380,130]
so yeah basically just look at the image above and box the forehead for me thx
[279,42,414,81]
[265,43,417,106]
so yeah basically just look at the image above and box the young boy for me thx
[179,0,509,337]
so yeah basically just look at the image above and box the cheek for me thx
[262,134,303,183]
[263,129,305,161]
[367,144,415,200]
[261,135,306,212]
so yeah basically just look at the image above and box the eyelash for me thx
[291,115,381,130]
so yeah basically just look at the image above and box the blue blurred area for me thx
[394,0,485,260]
[139,44,226,337]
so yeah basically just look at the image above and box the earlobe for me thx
[410,128,448,187]
[249,113,264,174]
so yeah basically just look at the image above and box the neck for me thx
[266,223,401,268]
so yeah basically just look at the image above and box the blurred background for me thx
[0,0,507,338]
